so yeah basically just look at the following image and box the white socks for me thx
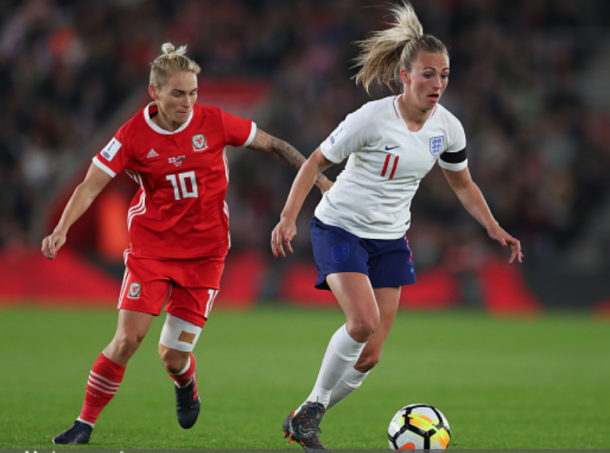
[305,324,367,408]
[327,366,369,409]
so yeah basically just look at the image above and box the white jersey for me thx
[315,95,467,239]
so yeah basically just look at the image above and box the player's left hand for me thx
[487,224,523,264]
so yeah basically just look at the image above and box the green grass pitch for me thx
[0,305,609,449]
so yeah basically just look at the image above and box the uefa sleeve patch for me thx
[101,138,122,161]
[327,122,348,147]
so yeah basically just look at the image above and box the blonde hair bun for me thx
[150,43,200,88]
[161,42,187,56]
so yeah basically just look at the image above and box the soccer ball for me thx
[388,404,451,450]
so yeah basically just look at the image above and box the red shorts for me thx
[118,250,225,327]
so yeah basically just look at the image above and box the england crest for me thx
[192,134,207,151]
[429,136,445,157]
[332,244,350,263]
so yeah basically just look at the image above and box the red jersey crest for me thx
[192,134,207,151]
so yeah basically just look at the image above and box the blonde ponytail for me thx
[353,2,447,94]
[150,42,201,88]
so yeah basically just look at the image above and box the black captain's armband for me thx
[440,148,466,164]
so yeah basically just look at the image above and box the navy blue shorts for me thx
[310,216,416,291]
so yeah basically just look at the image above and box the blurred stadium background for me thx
[1,0,610,314]
[2,0,610,449]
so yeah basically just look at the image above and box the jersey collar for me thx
[392,95,437,129]
[144,101,194,135]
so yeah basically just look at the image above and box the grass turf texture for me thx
[0,306,608,449]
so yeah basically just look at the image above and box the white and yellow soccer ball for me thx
[388,404,451,450]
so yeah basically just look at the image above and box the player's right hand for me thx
[41,232,67,260]
[271,218,296,258]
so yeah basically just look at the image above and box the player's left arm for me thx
[442,166,523,264]
[246,129,333,193]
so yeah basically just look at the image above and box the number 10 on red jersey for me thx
[166,171,198,200]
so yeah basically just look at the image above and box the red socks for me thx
[78,353,126,425]
[167,353,196,387]
[76,352,195,425]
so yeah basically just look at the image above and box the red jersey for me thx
[93,102,256,259]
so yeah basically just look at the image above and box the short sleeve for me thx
[320,106,372,164]
[438,115,467,172]
[222,110,257,147]
[92,126,131,178]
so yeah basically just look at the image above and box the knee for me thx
[110,331,144,361]
[159,344,189,375]
[347,317,378,342]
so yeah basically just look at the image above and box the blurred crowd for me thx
[1,0,609,269]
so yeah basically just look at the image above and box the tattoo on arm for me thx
[247,129,306,171]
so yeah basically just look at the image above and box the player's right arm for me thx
[271,106,371,258]
[41,163,112,260]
